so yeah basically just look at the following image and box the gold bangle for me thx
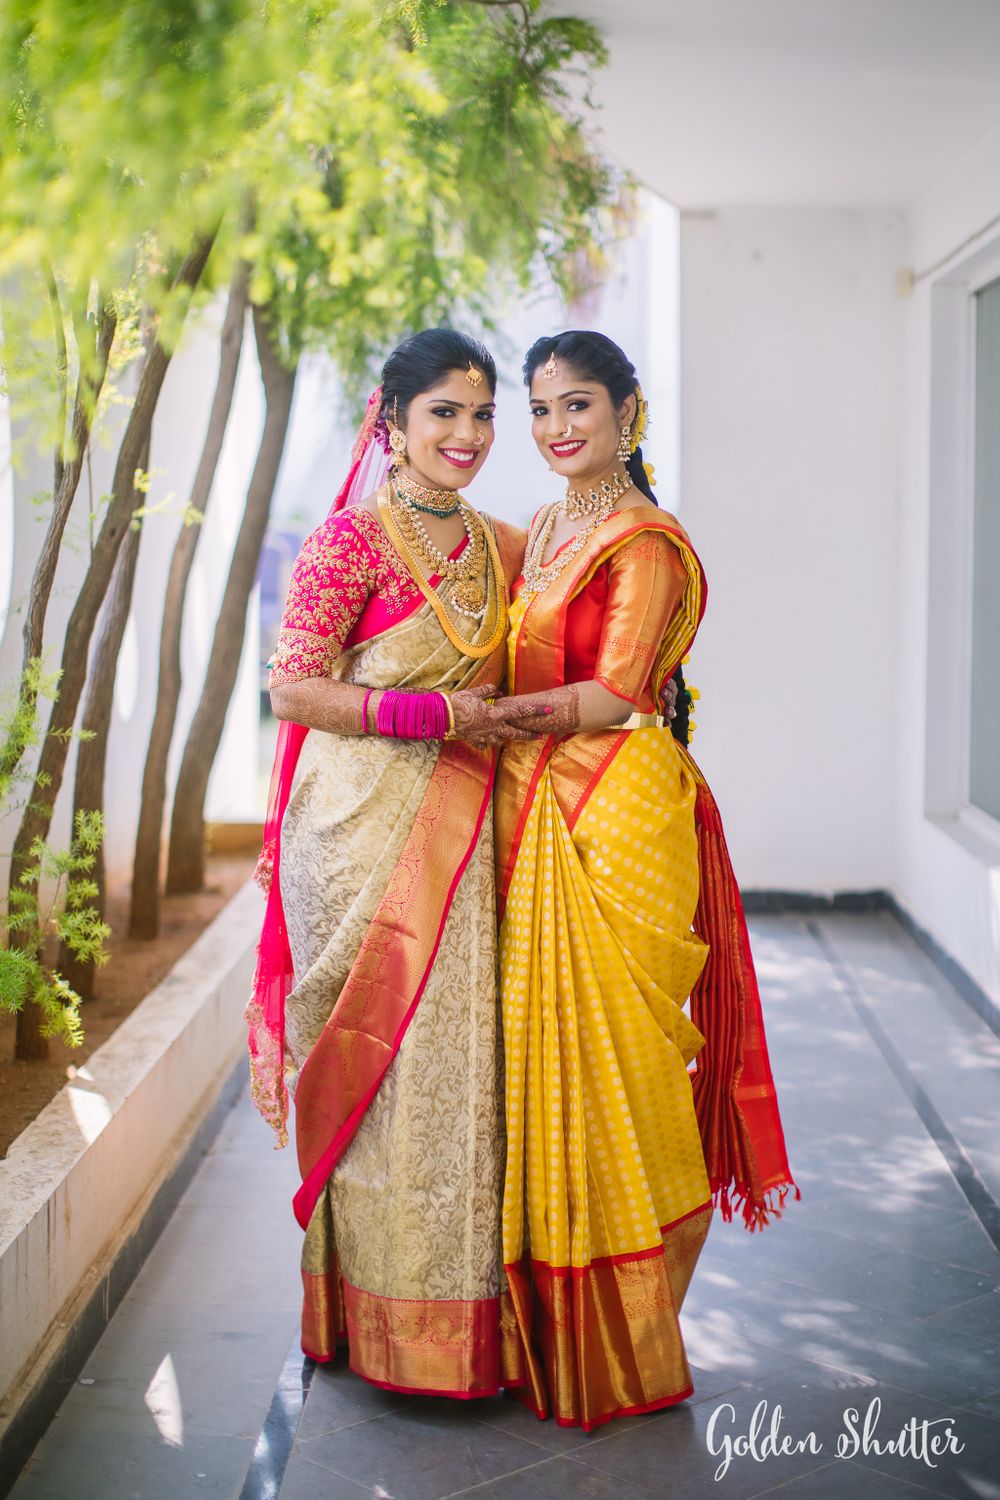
[441,691,457,740]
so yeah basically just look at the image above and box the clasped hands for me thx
[450,676,679,747]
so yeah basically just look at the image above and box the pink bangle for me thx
[375,689,450,740]
[361,688,375,734]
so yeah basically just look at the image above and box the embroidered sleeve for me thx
[593,531,688,704]
[269,513,376,686]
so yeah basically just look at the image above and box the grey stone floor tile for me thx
[296,1402,555,1499]
[958,1386,1000,1421]
[686,1269,1000,1407]
[11,1427,255,1500]
[447,1451,652,1498]
[128,1193,302,1311]
[739,1362,983,1497]
[567,1395,820,1499]
[752,1457,944,1496]
[295,1360,411,1440]
[277,1453,372,1498]
[802,1242,998,1321]
[82,1298,297,1385]
[909,1213,1000,1279]
[572,1362,981,1500]
[921,1288,1000,1343]
[848,1403,1000,1498]
[453,1391,609,1453]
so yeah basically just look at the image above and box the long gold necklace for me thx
[387,477,487,616]
[377,487,508,656]
[521,470,629,600]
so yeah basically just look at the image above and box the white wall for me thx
[892,123,1000,1005]
[679,207,904,892]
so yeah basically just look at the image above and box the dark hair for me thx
[379,328,497,431]
[523,328,694,744]
[522,329,656,505]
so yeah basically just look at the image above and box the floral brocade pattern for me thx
[282,600,504,1310]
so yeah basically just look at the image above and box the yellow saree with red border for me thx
[495,508,796,1430]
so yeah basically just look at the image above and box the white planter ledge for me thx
[0,879,261,1471]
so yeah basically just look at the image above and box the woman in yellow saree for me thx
[246,330,534,1398]
[494,331,797,1430]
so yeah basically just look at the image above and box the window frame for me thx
[924,238,1000,855]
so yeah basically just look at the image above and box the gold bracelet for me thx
[441,691,458,740]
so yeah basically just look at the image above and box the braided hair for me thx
[523,330,693,745]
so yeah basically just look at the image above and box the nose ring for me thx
[560,423,573,438]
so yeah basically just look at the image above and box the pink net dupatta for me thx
[246,387,391,1146]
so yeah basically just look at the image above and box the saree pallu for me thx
[495,510,795,1430]
[281,575,509,1397]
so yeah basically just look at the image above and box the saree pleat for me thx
[499,730,715,1428]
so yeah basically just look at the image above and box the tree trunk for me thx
[0,299,116,785]
[129,260,250,939]
[165,304,297,894]
[11,233,214,1062]
[57,446,147,999]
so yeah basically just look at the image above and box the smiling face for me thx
[528,362,636,485]
[394,369,496,491]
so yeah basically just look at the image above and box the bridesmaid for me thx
[492,330,797,1430]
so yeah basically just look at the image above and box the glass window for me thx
[970,275,1000,821]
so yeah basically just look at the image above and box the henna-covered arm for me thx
[497,680,632,737]
[270,679,545,745]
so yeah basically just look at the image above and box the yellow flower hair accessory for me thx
[631,383,649,453]
[643,461,656,488]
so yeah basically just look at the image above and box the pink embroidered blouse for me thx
[269,508,469,687]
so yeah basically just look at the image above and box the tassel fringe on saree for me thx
[495,509,797,1429]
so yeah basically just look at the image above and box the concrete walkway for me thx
[10,913,1000,1499]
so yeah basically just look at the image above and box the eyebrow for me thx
[530,388,594,402]
[422,395,496,410]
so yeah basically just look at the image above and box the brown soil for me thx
[0,853,255,1158]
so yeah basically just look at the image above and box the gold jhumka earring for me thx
[388,395,407,469]
[617,424,633,461]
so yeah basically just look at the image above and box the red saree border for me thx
[501,1202,712,1431]
[341,1277,501,1397]
[516,1198,715,1277]
[292,741,496,1230]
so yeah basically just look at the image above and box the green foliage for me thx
[1,1,619,412]
[1,677,109,1047]
[0,656,61,798]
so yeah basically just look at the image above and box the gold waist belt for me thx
[620,711,666,730]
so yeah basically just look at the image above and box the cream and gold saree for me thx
[250,501,522,1397]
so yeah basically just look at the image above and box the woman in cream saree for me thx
[246,331,532,1397]
[494,331,796,1430]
